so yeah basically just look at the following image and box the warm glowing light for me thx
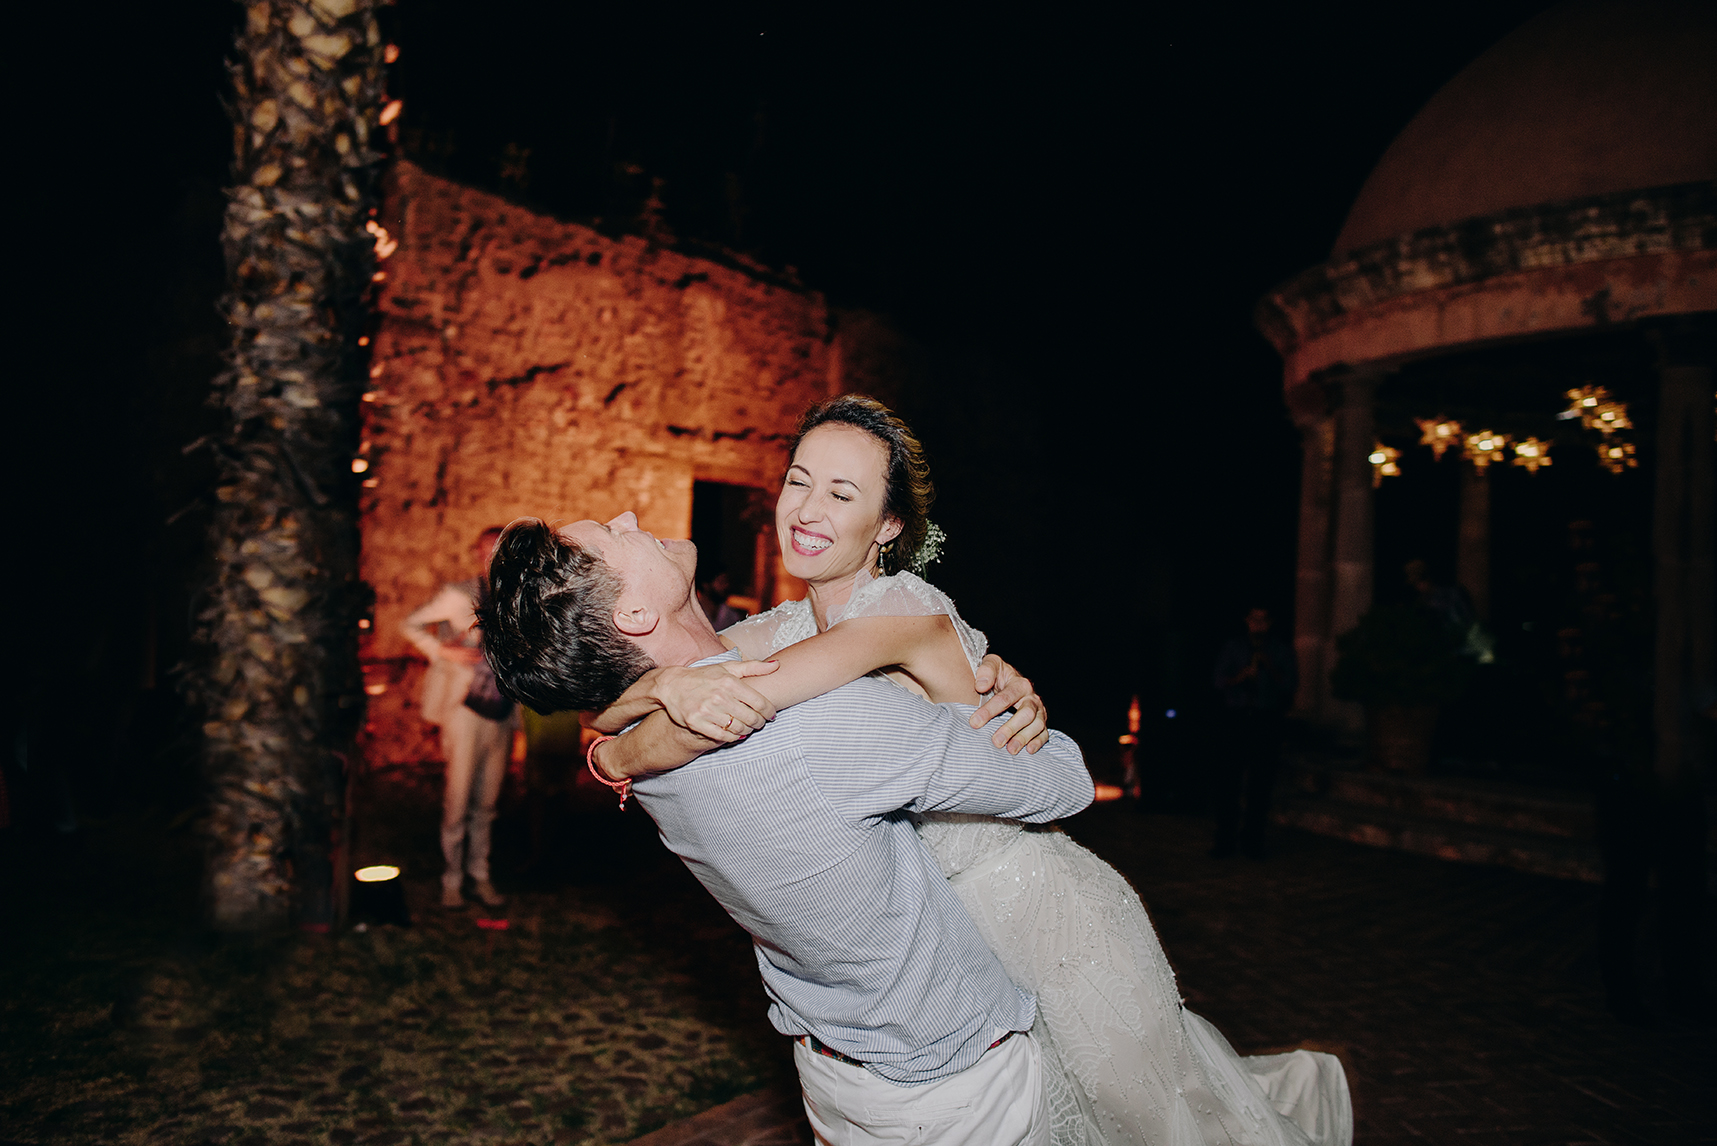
[1126,695,1141,735]
[355,865,399,882]
[1562,385,1632,434]
[1598,440,1638,474]
[383,43,400,63]
[370,363,385,378]
[362,391,378,402]
[365,682,387,695]
[1512,437,1553,474]
[475,918,510,931]
[352,457,369,473]
[1415,418,1464,460]
[362,478,379,488]
[357,335,369,346]
[378,99,403,125]
[1463,430,1511,471]
[1369,442,1402,487]
[1093,784,1125,803]
[358,618,371,629]
[1118,733,1137,746]
[364,220,397,260]
[371,271,387,282]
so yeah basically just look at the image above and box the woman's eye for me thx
[787,478,807,488]
[832,493,851,502]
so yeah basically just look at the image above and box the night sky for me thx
[20,1,1553,800]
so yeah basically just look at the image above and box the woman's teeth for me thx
[794,529,831,553]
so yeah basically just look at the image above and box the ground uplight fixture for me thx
[351,864,411,927]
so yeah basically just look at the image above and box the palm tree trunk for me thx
[188,0,387,929]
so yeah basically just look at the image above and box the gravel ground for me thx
[1,765,795,1145]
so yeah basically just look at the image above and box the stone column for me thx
[1289,387,1335,721]
[1456,464,1491,621]
[1329,370,1381,732]
[1652,356,1716,788]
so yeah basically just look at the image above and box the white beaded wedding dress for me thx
[725,571,1352,1146]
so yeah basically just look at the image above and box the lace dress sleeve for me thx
[720,597,818,657]
[829,571,989,673]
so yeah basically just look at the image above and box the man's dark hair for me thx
[478,518,655,713]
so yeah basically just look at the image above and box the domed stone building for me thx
[1256,0,1713,800]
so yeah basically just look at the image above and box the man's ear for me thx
[877,516,903,547]
[613,603,659,637]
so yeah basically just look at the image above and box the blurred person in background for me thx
[696,562,748,631]
[1211,606,1297,860]
[402,526,516,909]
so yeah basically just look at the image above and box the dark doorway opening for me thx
[692,480,766,612]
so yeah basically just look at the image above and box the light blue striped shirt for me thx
[631,656,1093,1085]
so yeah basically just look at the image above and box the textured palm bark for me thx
[188,0,387,929]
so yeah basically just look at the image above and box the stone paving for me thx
[637,801,1715,1145]
[4,781,1711,1144]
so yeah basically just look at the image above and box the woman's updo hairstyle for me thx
[787,394,934,577]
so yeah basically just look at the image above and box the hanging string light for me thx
[1561,385,1639,473]
[1511,437,1553,474]
[1597,440,1637,474]
[1368,442,1402,487]
[1463,429,1512,471]
[1415,417,1464,460]
[1561,385,1632,434]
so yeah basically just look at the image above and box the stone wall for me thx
[358,162,846,766]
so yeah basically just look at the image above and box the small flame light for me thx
[352,458,369,473]
[1416,418,1464,460]
[378,99,403,126]
[358,618,371,630]
[355,865,399,882]
[1463,430,1511,471]
[1368,442,1402,487]
[1512,437,1553,474]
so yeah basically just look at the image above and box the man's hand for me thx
[653,660,780,743]
[971,653,1050,754]
[441,645,485,666]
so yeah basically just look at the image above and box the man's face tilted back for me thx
[560,511,700,628]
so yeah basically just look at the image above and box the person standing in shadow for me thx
[1211,606,1298,860]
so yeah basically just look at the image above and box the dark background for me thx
[14,0,1555,822]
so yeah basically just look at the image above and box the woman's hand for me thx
[652,660,781,743]
[971,654,1051,754]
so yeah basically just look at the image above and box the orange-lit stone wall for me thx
[358,162,848,767]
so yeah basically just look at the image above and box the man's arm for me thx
[400,584,475,663]
[802,679,1094,825]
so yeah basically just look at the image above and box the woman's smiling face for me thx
[776,424,902,585]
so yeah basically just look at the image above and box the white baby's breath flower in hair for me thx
[910,521,947,575]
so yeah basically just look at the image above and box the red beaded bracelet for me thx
[584,734,630,809]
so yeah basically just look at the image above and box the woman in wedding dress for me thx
[594,396,1351,1146]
